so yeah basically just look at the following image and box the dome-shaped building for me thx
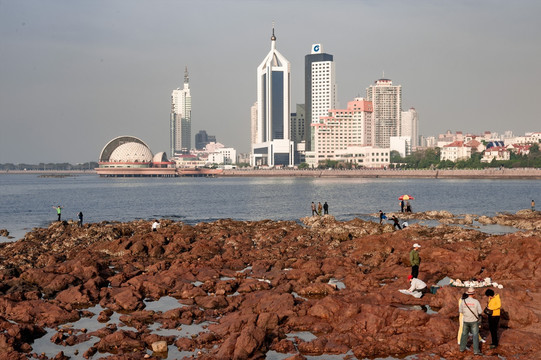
[96,136,176,177]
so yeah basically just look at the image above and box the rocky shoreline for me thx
[1,211,540,359]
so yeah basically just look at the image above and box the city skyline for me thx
[1,1,540,163]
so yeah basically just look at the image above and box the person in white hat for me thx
[409,243,421,278]
[459,287,483,355]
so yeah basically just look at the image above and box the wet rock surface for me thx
[0,213,540,359]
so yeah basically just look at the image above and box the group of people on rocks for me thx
[311,201,329,216]
[378,210,408,230]
[400,199,412,213]
[458,287,502,355]
[406,242,501,355]
[52,205,83,227]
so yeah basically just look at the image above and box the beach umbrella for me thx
[399,195,414,200]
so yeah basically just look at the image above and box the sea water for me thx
[1,174,539,242]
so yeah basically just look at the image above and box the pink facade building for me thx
[309,98,374,164]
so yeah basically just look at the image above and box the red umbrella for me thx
[399,195,414,200]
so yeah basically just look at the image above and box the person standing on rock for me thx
[77,212,83,227]
[53,205,63,221]
[459,287,483,355]
[409,243,421,278]
[323,202,329,215]
[379,210,386,224]
[311,202,317,216]
[532,200,536,211]
[400,200,405,213]
[406,200,412,213]
[484,289,501,349]
[317,202,323,216]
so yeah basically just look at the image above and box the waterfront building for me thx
[306,98,373,168]
[366,78,402,148]
[481,146,510,163]
[96,136,176,177]
[334,146,390,168]
[251,27,294,167]
[440,141,472,162]
[305,44,337,151]
[195,130,216,151]
[170,67,192,156]
[400,107,418,147]
[390,136,412,158]
[207,147,237,165]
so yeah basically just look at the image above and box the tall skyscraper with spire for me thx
[170,67,192,156]
[305,44,337,151]
[251,26,294,167]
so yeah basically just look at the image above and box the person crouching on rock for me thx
[407,275,429,296]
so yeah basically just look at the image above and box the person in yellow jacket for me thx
[485,289,501,348]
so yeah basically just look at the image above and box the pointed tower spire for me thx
[184,66,189,84]
[271,21,276,41]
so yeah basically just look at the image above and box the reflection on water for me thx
[29,298,216,359]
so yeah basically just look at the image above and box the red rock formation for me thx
[0,214,540,359]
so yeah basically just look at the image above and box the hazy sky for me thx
[1,0,540,164]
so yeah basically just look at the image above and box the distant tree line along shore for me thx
[0,162,98,171]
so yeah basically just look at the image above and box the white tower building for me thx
[170,67,192,156]
[251,26,294,167]
[366,78,401,148]
[401,107,419,147]
[305,44,337,151]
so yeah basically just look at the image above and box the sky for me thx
[1,0,540,164]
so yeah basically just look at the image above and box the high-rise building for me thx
[251,27,294,167]
[366,78,401,148]
[250,102,258,146]
[195,130,216,151]
[290,104,306,145]
[170,67,192,156]
[305,44,337,151]
[401,107,418,147]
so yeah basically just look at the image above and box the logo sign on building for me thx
[311,44,322,54]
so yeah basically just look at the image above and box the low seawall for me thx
[222,168,541,179]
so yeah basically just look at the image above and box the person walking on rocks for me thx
[459,287,483,355]
[323,202,329,215]
[391,215,401,230]
[311,202,317,216]
[409,243,421,278]
[484,289,501,349]
[317,202,323,216]
[53,205,63,221]
[77,211,83,227]
[532,199,536,211]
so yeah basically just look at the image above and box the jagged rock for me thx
[0,215,540,359]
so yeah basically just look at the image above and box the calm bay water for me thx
[1,173,539,242]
